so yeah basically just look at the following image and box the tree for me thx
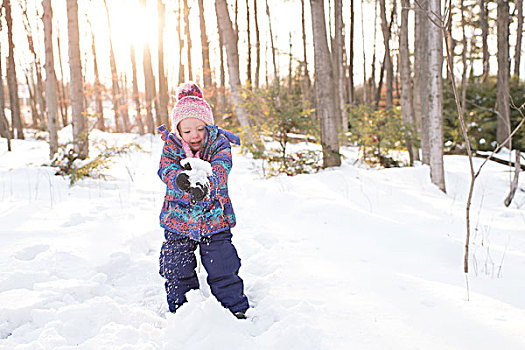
[414,0,430,164]
[0,19,12,151]
[215,0,258,148]
[480,0,489,82]
[399,0,417,164]
[198,0,212,88]
[42,0,58,158]
[246,0,252,87]
[310,0,341,167]
[265,0,279,84]
[103,0,122,132]
[184,0,193,81]
[334,0,346,131]
[254,0,261,89]
[348,0,355,105]
[428,0,445,192]
[379,0,393,108]
[21,0,45,128]
[496,0,510,148]
[300,0,312,101]
[3,0,24,139]
[67,0,88,158]
[158,0,169,128]
[514,0,523,78]
[130,44,144,135]
[87,18,104,131]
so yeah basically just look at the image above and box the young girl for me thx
[157,82,249,319]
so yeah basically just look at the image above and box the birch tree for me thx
[3,0,24,139]
[399,0,417,164]
[334,0,346,131]
[310,0,341,167]
[42,0,58,158]
[67,0,88,158]
[428,0,445,192]
[414,0,430,164]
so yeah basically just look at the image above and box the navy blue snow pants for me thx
[159,230,249,313]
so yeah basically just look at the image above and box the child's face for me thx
[178,118,206,152]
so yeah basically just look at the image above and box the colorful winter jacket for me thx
[157,124,241,241]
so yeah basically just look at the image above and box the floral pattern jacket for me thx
[157,124,241,241]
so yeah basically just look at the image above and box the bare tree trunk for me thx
[334,0,346,131]
[130,45,144,135]
[178,0,185,83]
[56,33,68,127]
[348,0,355,104]
[514,0,523,78]
[310,0,341,167]
[184,0,193,81]
[0,29,12,151]
[25,70,40,127]
[120,74,130,132]
[143,43,157,133]
[379,0,394,108]
[428,0,445,192]
[370,0,379,104]
[216,0,258,147]
[4,0,24,139]
[460,0,468,116]
[67,0,88,158]
[254,0,261,89]
[103,0,122,132]
[301,0,312,100]
[361,0,368,104]
[415,0,430,164]
[42,0,58,158]
[504,150,521,207]
[246,0,252,87]
[496,0,510,148]
[198,0,212,88]
[288,33,294,90]
[216,2,226,116]
[158,0,169,128]
[21,1,45,128]
[481,0,489,82]
[399,0,416,164]
[87,20,104,131]
[266,0,279,84]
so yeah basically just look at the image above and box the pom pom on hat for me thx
[170,82,214,138]
[177,82,204,100]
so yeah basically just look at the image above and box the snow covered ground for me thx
[1,129,524,349]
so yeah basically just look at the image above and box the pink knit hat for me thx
[171,82,214,138]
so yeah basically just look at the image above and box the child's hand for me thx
[177,158,212,203]
[175,173,191,192]
[189,183,209,204]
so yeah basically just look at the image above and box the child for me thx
[157,82,249,319]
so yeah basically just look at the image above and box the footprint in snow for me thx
[14,244,49,261]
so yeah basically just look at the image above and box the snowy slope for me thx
[0,130,524,350]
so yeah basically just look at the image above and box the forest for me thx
[0,0,524,192]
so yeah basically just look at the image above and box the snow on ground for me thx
[0,130,524,349]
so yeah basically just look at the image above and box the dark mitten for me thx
[189,183,209,204]
[175,172,191,192]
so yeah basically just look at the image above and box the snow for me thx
[1,129,524,349]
